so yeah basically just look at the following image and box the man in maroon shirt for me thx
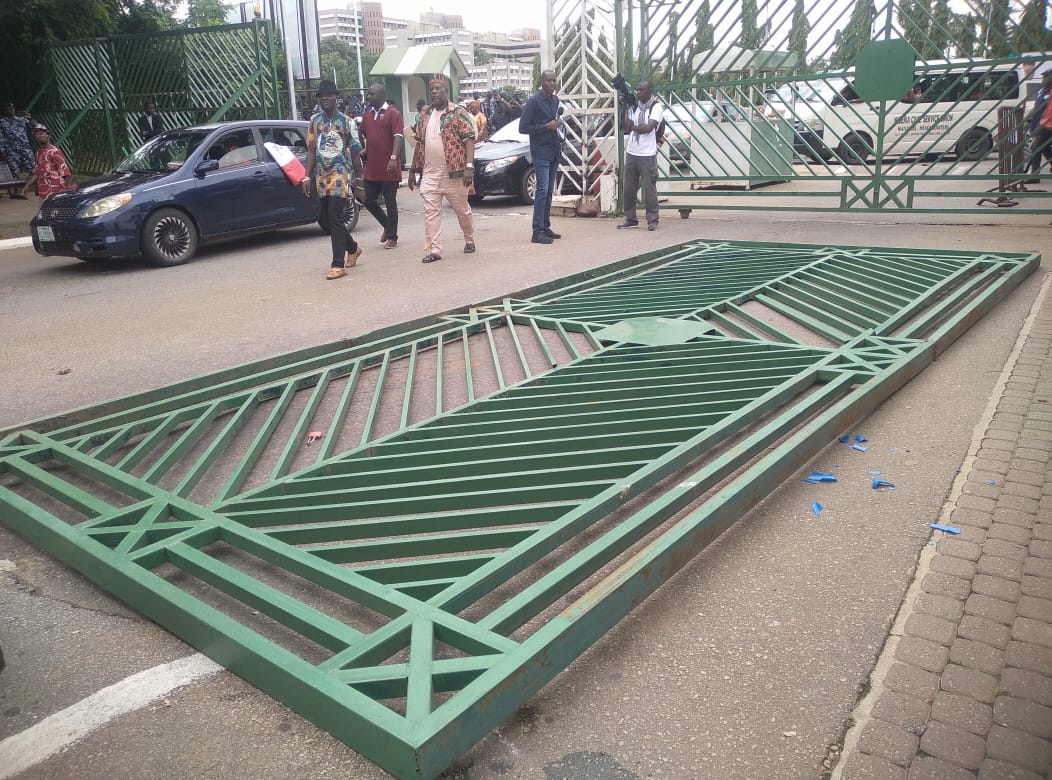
[358,83,404,249]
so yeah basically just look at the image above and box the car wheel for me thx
[956,128,992,161]
[318,197,360,234]
[142,208,198,266]
[518,168,536,205]
[836,133,870,165]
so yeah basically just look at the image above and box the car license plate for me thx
[37,225,54,242]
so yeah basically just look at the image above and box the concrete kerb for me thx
[830,270,1052,779]
[0,237,33,251]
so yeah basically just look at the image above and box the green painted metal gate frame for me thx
[0,240,1038,778]
[27,21,282,175]
[551,0,1052,215]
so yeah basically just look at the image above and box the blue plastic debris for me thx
[838,434,850,443]
[954,468,961,474]
[889,447,897,454]
[804,471,837,484]
[987,479,997,486]
[855,435,868,442]
[812,502,823,516]
[850,444,868,452]
[930,523,961,534]
[869,470,882,475]
[872,478,896,490]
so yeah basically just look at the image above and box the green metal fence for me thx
[0,239,1038,778]
[552,0,1052,214]
[27,21,282,175]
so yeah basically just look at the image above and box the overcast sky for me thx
[316,0,547,36]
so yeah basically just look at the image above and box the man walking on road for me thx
[407,75,476,264]
[359,83,403,249]
[519,69,565,245]
[617,79,663,231]
[302,79,365,280]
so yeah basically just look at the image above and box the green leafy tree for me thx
[982,0,1012,56]
[788,0,810,74]
[831,0,876,68]
[1014,0,1052,52]
[474,43,492,65]
[927,0,953,59]
[531,54,541,91]
[118,0,178,34]
[185,0,227,28]
[739,0,769,50]
[318,37,378,94]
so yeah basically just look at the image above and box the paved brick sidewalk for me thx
[835,274,1052,780]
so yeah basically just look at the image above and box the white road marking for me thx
[0,653,222,778]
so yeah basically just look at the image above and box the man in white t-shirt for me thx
[617,79,664,231]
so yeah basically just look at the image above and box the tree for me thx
[982,0,1012,56]
[788,0,810,74]
[474,44,492,65]
[531,54,541,91]
[739,0,769,50]
[1014,0,1052,52]
[831,0,876,68]
[318,37,378,94]
[185,0,227,28]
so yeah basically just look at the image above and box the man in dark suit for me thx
[139,103,163,142]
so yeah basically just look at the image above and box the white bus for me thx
[806,59,1037,164]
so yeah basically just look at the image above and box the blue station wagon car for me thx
[31,120,359,266]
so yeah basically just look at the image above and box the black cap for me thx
[316,79,339,97]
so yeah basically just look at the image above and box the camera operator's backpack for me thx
[636,101,666,143]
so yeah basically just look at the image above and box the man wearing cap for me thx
[302,79,365,280]
[358,83,403,249]
[407,75,476,263]
[22,125,75,200]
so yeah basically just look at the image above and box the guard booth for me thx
[369,45,469,126]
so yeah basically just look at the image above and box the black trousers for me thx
[363,179,399,241]
[319,195,358,266]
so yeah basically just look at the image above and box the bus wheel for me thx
[956,129,992,161]
[837,133,870,165]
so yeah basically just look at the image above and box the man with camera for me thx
[616,77,664,231]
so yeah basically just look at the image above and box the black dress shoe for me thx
[543,228,561,239]
[531,231,553,244]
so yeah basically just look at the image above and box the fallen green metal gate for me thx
[0,240,1038,778]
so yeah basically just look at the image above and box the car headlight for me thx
[81,193,132,218]
[483,156,518,172]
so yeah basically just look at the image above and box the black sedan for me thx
[471,123,537,204]
[31,120,359,266]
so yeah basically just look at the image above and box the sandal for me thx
[421,253,442,263]
[464,243,475,253]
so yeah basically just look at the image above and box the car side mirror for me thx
[194,159,219,176]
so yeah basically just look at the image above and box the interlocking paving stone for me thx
[964,481,1003,499]
[919,721,987,770]
[966,593,1018,625]
[992,696,1052,739]
[1016,594,1052,623]
[1002,482,1044,501]
[904,613,957,646]
[1008,459,1046,475]
[958,615,1012,649]
[986,523,1032,545]
[972,574,1023,602]
[949,507,995,529]
[896,636,950,674]
[841,752,906,780]
[1024,556,1052,579]
[941,664,999,704]
[977,757,1044,780]
[885,663,941,702]
[1004,468,1044,487]
[948,637,1005,676]
[857,720,920,767]
[872,691,930,735]
[1029,539,1052,558]
[1020,574,1052,600]
[960,495,1000,513]
[923,572,973,600]
[986,725,1052,774]
[973,458,1011,476]
[939,538,983,561]
[977,555,1026,582]
[1005,639,1052,674]
[1011,616,1052,648]
[916,593,967,622]
[930,691,993,736]
[993,506,1036,528]
[982,539,1030,562]
[932,555,979,579]
[907,756,980,780]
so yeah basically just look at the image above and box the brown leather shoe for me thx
[326,266,347,280]
[345,245,362,267]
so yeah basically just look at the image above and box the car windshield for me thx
[486,122,526,143]
[114,129,213,173]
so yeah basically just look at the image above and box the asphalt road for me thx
[1,199,1050,779]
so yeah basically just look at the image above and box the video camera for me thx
[611,73,637,108]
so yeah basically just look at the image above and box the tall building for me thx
[474,29,541,64]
